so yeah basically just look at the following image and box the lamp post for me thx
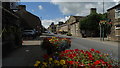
[102,24,104,41]
[99,0,105,41]
[102,0,105,41]
[99,23,102,41]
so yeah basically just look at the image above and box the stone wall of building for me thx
[107,4,120,41]
[68,16,83,37]
[60,24,68,32]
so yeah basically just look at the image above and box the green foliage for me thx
[80,13,101,31]
[79,13,112,36]
[67,33,72,36]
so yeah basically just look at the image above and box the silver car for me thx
[22,30,36,38]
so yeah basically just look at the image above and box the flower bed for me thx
[34,49,119,68]
[42,37,71,54]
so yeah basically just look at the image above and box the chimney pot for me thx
[17,5,26,10]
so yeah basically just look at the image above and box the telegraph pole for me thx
[102,0,105,41]
[99,23,102,41]
[103,0,104,14]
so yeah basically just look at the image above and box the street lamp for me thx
[99,23,102,41]
[99,0,105,41]
[99,20,107,41]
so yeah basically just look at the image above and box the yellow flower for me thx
[36,60,41,64]
[60,60,65,65]
[43,62,47,67]
[54,60,59,64]
[49,61,52,64]
[34,60,40,67]
[49,58,53,61]
[49,39,53,42]
[34,63,39,67]
[52,37,56,39]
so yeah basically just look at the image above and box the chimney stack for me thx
[17,5,26,10]
[90,8,97,14]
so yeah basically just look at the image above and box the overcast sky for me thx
[20,0,119,28]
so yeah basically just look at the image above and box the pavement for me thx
[82,37,119,46]
[2,36,46,68]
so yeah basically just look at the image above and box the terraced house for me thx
[67,16,84,37]
[107,3,120,41]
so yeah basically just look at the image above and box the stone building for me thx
[48,22,57,33]
[15,5,42,34]
[56,23,68,34]
[2,2,22,56]
[67,16,84,37]
[107,4,120,41]
[59,24,68,32]
[56,22,68,34]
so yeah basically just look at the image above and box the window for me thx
[115,25,120,30]
[115,7,120,19]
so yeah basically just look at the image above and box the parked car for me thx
[22,30,36,39]
[82,34,87,38]
[54,32,57,34]
[36,30,42,36]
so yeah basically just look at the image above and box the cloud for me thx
[41,20,54,28]
[42,16,70,28]
[51,0,119,2]
[38,5,43,10]
[51,2,117,16]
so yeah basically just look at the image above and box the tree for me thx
[79,13,102,37]
[80,12,112,37]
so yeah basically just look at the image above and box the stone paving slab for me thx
[22,40,43,46]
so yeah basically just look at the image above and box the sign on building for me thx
[10,2,18,10]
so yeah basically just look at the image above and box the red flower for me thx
[100,55,102,57]
[89,55,93,58]
[68,54,75,59]
[94,60,101,65]
[99,59,107,64]
[108,64,112,68]
[68,61,74,65]
[75,61,79,64]
[54,40,58,42]
[66,60,69,64]
[87,63,91,66]
[80,50,84,53]
[90,49,95,51]
[95,50,100,53]
[89,57,94,60]
[74,49,79,51]
[70,50,74,52]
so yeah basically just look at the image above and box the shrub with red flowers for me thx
[34,49,119,68]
